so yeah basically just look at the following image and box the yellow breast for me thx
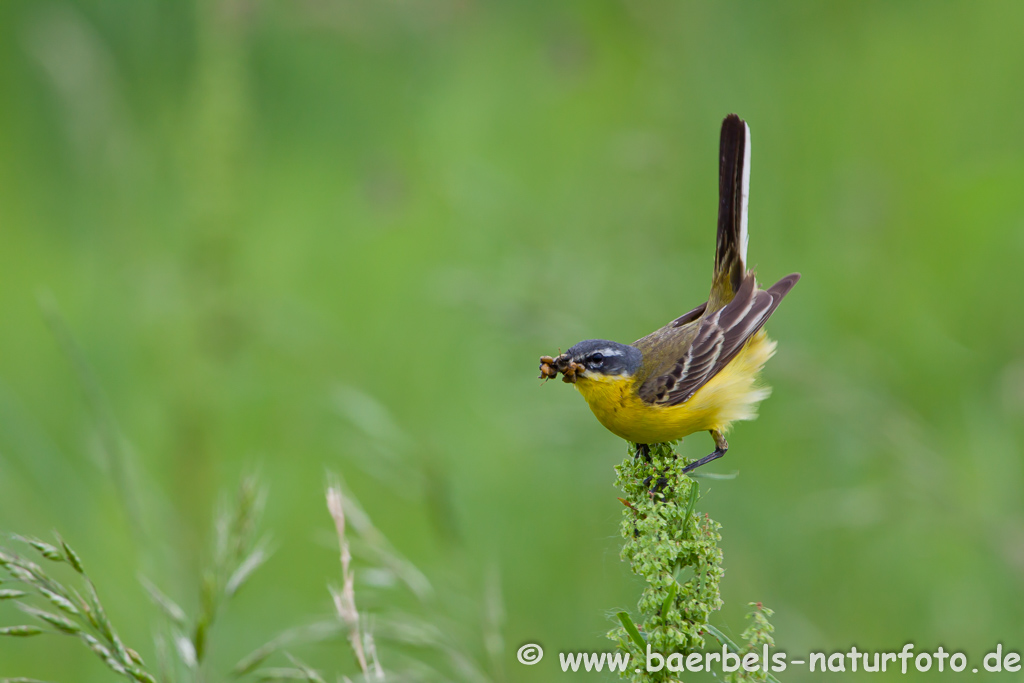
[572,330,777,444]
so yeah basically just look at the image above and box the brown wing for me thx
[638,273,799,405]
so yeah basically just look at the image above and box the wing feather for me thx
[640,273,799,405]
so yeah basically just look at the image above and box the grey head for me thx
[563,339,643,377]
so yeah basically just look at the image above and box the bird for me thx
[539,114,800,473]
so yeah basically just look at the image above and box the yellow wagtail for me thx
[539,114,799,473]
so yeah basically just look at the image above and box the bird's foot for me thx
[682,430,729,474]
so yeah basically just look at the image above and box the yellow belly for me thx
[573,330,777,444]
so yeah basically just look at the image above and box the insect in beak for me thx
[538,353,584,383]
[561,360,584,383]
[538,356,559,381]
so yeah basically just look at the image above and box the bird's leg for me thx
[648,475,670,500]
[634,443,670,499]
[682,430,729,474]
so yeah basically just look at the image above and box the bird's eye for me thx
[590,353,604,364]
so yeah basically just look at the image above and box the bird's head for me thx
[539,340,642,384]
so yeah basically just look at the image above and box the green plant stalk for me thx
[0,538,157,683]
[607,443,782,682]
[607,442,725,682]
[721,603,781,683]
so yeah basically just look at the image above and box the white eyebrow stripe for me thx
[593,348,624,357]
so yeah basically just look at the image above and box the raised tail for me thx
[710,113,750,310]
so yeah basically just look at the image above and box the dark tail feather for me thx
[714,114,750,301]
[757,272,801,326]
[766,273,801,302]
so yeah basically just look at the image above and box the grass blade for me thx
[616,611,645,650]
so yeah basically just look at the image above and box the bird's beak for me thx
[538,353,583,383]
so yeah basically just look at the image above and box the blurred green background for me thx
[2,1,1023,681]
